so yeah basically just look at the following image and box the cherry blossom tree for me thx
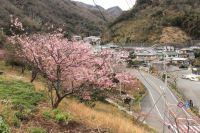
[9,17,136,108]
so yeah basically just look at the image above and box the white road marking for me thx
[193,126,200,132]
[171,125,178,133]
[145,71,191,117]
[190,126,196,132]
[179,125,186,132]
[183,125,188,130]
[138,72,164,120]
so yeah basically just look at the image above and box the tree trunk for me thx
[30,70,38,83]
[53,98,62,109]
[52,92,72,109]
[21,66,25,74]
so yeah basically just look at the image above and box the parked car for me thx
[182,74,191,79]
[189,77,199,81]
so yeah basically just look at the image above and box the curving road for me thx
[128,69,200,133]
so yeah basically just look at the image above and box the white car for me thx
[182,75,188,79]
[182,74,192,79]
[189,77,199,81]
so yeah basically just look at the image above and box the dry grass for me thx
[0,61,156,133]
[160,27,191,43]
[60,99,155,133]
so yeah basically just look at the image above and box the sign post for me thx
[177,102,184,108]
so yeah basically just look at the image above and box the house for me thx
[134,47,146,53]
[190,46,200,50]
[121,46,135,52]
[163,51,178,61]
[135,50,157,63]
[179,48,195,59]
[171,57,190,65]
[72,35,82,41]
[120,51,129,59]
[83,36,101,45]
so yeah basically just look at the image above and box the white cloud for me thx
[72,0,136,11]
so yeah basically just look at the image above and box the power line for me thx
[92,0,125,48]
[129,0,134,7]
[125,0,131,9]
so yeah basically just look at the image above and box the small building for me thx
[135,50,157,63]
[164,51,178,60]
[72,35,82,41]
[120,51,129,59]
[121,46,135,52]
[171,57,189,65]
[134,47,146,53]
[83,36,101,45]
[179,48,195,59]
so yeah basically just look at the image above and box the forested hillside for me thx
[103,0,200,45]
[0,0,110,36]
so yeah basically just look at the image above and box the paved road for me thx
[168,70,200,108]
[177,79,200,108]
[128,69,200,133]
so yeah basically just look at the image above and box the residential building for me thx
[164,51,178,61]
[171,57,190,65]
[84,36,101,45]
[72,35,82,41]
[179,48,195,59]
[135,50,157,63]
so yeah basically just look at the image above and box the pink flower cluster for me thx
[8,16,137,101]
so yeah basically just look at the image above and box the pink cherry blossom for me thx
[8,16,137,108]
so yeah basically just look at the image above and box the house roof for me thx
[164,51,178,56]
[180,48,193,51]
[172,58,188,61]
[136,50,156,56]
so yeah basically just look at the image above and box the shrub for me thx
[194,49,200,58]
[15,111,29,121]
[137,0,152,5]
[170,11,200,39]
[0,116,10,133]
[63,112,72,121]
[53,109,61,115]
[27,127,47,133]
[151,10,163,18]
[54,113,66,123]
[13,118,21,128]
[24,109,32,115]
[42,110,51,119]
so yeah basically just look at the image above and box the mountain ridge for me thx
[103,0,200,45]
[75,1,123,18]
[0,0,111,37]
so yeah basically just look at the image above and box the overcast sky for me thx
[73,0,136,11]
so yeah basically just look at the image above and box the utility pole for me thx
[163,52,167,133]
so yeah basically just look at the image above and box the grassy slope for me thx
[103,0,200,45]
[0,61,157,133]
